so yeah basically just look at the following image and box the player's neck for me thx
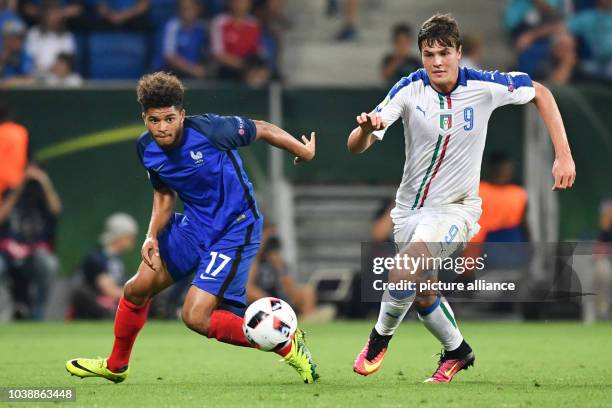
[429,68,459,95]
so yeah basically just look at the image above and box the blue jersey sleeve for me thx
[136,132,168,191]
[187,114,257,150]
[146,170,166,190]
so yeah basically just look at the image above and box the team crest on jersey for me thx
[190,150,204,165]
[439,114,452,131]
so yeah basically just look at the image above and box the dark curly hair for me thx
[136,72,184,112]
[417,13,461,52]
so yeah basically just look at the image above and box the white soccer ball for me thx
[243,297,298,351]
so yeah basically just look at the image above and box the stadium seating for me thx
[149,27,166,72]
[87,32,148,79]
[294,185,395,279]
[147,0,176,71]
[149,0,176,27]
[73,32,87,78]
[283,0,510,85]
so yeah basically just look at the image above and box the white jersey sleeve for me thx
[370,75,419,140]
[484,70,535,108]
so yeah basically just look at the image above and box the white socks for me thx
[417,296,463,351]
[374,290,464,353]
[374,288,416,336]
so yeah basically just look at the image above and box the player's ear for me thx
[457,44,462,59]
[141,111,146,124]
[180,109,186,124]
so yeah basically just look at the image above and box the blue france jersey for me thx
[136,113,259,248]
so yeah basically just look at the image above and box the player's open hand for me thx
[141,236,160,270]
[294,132,316,165]
[356,112,386,134]
[551,155,576,190]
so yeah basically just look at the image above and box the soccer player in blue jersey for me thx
[66,72,319,384]
[348,14,575,382]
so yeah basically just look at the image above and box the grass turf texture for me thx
[1,321,611,407]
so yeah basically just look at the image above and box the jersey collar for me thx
[422,67,468,95]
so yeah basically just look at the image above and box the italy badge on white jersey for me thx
[372,67,535,222]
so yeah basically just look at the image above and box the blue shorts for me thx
[158,214,262,305]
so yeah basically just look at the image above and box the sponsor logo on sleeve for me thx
[235,116,246,136]
[506,73,515,92]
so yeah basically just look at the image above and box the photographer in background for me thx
[0,163,61,319]
[70,213,138,319]
[247,223,335,323]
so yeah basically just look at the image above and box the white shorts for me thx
[391,205,480,259]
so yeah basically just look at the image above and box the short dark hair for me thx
[392,23,412,41]
[417,13,461,52]
[56,52,75,69]
[487,150,512,166]
[137,71,184,112]
[244,54,268,70]
[487,151,512,169]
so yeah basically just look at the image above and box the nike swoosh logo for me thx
[199,275,216,281]
[444,362,459,377]
[363,357,384,372]
[71,360,95,374]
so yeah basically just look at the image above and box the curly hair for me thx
[136,72,184,112]
[417,13,461,52]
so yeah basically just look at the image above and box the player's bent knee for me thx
[181,304,211,336]
[123,262,171,305]
[414,292,437,309]
[123,279,152,306]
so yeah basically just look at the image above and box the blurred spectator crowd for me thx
[504,0,612,83]
[0,0,289,87]
[378,0,611,85]
[1,0,610,87]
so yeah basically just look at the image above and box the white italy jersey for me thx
[372,67,535,222]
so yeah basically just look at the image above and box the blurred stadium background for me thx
[0,0,611,388]
[0,0,611,405]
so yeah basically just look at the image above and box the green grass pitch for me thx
[1,321,611,407]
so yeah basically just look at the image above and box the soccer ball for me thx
[243,297,297,351]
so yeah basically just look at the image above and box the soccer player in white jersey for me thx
[348,14,576,383]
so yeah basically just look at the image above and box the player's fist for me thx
[551,155,576,191]
[294,131,316,165]
[141,236,160,270]
[356,112,386,134]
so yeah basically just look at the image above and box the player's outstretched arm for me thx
[254,120,315,165]
[347,112,386,154]
[142,187,176,270]
[531,81,576,190]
